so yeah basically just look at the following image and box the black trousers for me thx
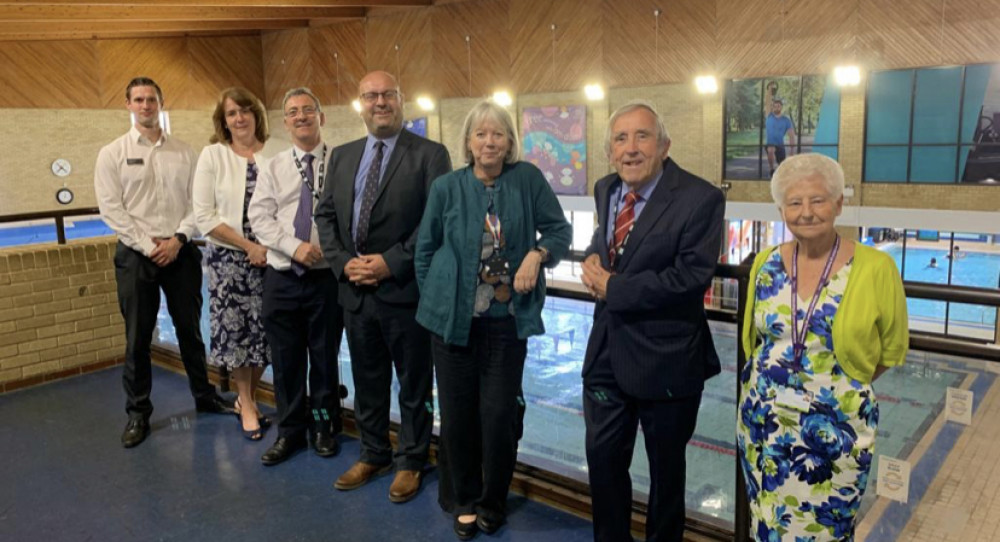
[262,267,343,440]
[432,317,527,520]
[583,343,702,542]
[344,294,432,470]
[114,241,215,419]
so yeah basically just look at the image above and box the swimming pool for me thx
[880,244,1000,329]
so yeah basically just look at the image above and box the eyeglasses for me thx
[284,106,319,118]
[359,90,400,104]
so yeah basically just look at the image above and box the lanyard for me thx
[484,187,502,249]
[790,235,841,363]
[609,182,636,268]
[291,144,327,200]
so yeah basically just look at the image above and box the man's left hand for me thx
[351,254,392,286]
[150,237,182,267]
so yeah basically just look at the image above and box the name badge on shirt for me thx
[126,158,144,166]
[774,387,813,412]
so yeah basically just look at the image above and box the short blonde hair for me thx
[771,153,844,207]
[458,101,521,165]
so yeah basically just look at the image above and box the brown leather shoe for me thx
[334,461,392,491]
[388,469,422,503]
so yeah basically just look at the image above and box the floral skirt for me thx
[205,244,269,368]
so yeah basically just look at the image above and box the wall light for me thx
[416,96,435,111]
[694,75,718,94]
[492,90,513,107]
[834,65,862,87]
[351,99,362,112]
[584,83,605,101]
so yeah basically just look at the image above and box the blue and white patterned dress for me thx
[737,249,878,541]
[205,163,269,368]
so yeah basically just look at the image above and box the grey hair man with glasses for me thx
[248,87,344,466]
[315,70,451,503]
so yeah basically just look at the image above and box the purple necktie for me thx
[354,141,385,255]
[291,153,314,275]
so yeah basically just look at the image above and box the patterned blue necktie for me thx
[354,141,385,254]
[291,153,314,275]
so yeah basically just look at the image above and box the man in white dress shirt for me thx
[249,87,344,466]
[94,77,233,450]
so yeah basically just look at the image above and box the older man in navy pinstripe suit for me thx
[580,100,725,542]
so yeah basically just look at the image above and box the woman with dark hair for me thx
[193,87,284,440]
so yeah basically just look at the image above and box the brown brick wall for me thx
[0,238,124,387]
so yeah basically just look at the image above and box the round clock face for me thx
[51,158,72,177]
[56,188,74,205]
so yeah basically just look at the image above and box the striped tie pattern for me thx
[609,190,638,266]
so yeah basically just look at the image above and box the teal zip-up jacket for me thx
[415,162,572,346]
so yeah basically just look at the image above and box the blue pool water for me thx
[880,244,1000,328]
[0,218,113,247]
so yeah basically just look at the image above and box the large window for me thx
[864,64,1000,184]
[724,75,841,180]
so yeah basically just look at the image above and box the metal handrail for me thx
[0,207,102,244]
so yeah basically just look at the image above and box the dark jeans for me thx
[344,294,433,470]
[262,267,344,439]
[584,346,702,542]
[114,241,215,419]
[433,317,527,520]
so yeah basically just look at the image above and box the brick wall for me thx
[0,238,124,391]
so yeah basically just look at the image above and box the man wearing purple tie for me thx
[248,87,344,466]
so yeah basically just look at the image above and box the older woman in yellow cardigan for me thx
[736,153,908,541]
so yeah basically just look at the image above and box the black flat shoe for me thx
[195,395,236,415]
[454,517,478,541]
[312,431,340,457]
[121,418,150,448]
[261,436,306,466]
[475,515,504,535]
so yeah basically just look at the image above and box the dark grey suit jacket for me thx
[315,128,452,312]
[582,158,725,400]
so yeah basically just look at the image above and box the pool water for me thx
[880,244,1000,328]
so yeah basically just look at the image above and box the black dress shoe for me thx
[475,515,504,535]
[261,436,306,466]
[312,431,340,457]
[121,418,150,448]
[454,517,478,540]
[195,395,236,415]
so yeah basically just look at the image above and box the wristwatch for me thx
[174,233,189,244]
[534,246,550,263]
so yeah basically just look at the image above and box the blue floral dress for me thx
[205,163,269,368]
[737,250,878,541]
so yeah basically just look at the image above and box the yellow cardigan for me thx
[741,242,909,384]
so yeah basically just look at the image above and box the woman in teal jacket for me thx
[736,153,908,541]
[415,100,571,540]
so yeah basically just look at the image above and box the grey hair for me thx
[282,87,322,112]
[771,153,845,207]
[459,100,522,165]
[604,100,671,159]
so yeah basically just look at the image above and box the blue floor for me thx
[0,366,594,542]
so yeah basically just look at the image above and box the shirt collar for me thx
[293,141,325,160]
[130,125,165,146]
[619,169,664,203]
[365,130,401,151]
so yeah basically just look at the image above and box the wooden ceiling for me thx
[0,0,435,41]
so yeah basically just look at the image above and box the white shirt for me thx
[192,139,285,250]
[94,126,198,256]
[248,143,330,271]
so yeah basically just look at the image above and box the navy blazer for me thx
[314,128,452,311]
[582,158,725,400]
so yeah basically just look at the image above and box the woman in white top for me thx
[193,87,282,440]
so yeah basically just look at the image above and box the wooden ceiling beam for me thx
[0,0,432,7]
[0,19,312,40]
[0,5,366,21]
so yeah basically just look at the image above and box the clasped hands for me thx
[149,237,182,267]
[580,253,612,301]
[344,254,391,286]
[292,242,324,269]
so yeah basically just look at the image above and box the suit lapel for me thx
[596,179,614,268]
[336,138,366,253]
[616,159,679,270]
[375,129,411,204]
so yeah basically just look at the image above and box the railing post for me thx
[55,216,66,244]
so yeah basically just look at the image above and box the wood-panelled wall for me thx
[0,35,263,110]
[261,0,1000,107]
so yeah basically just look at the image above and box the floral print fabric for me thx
[205,163,269,369]
[737,250,877,541]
